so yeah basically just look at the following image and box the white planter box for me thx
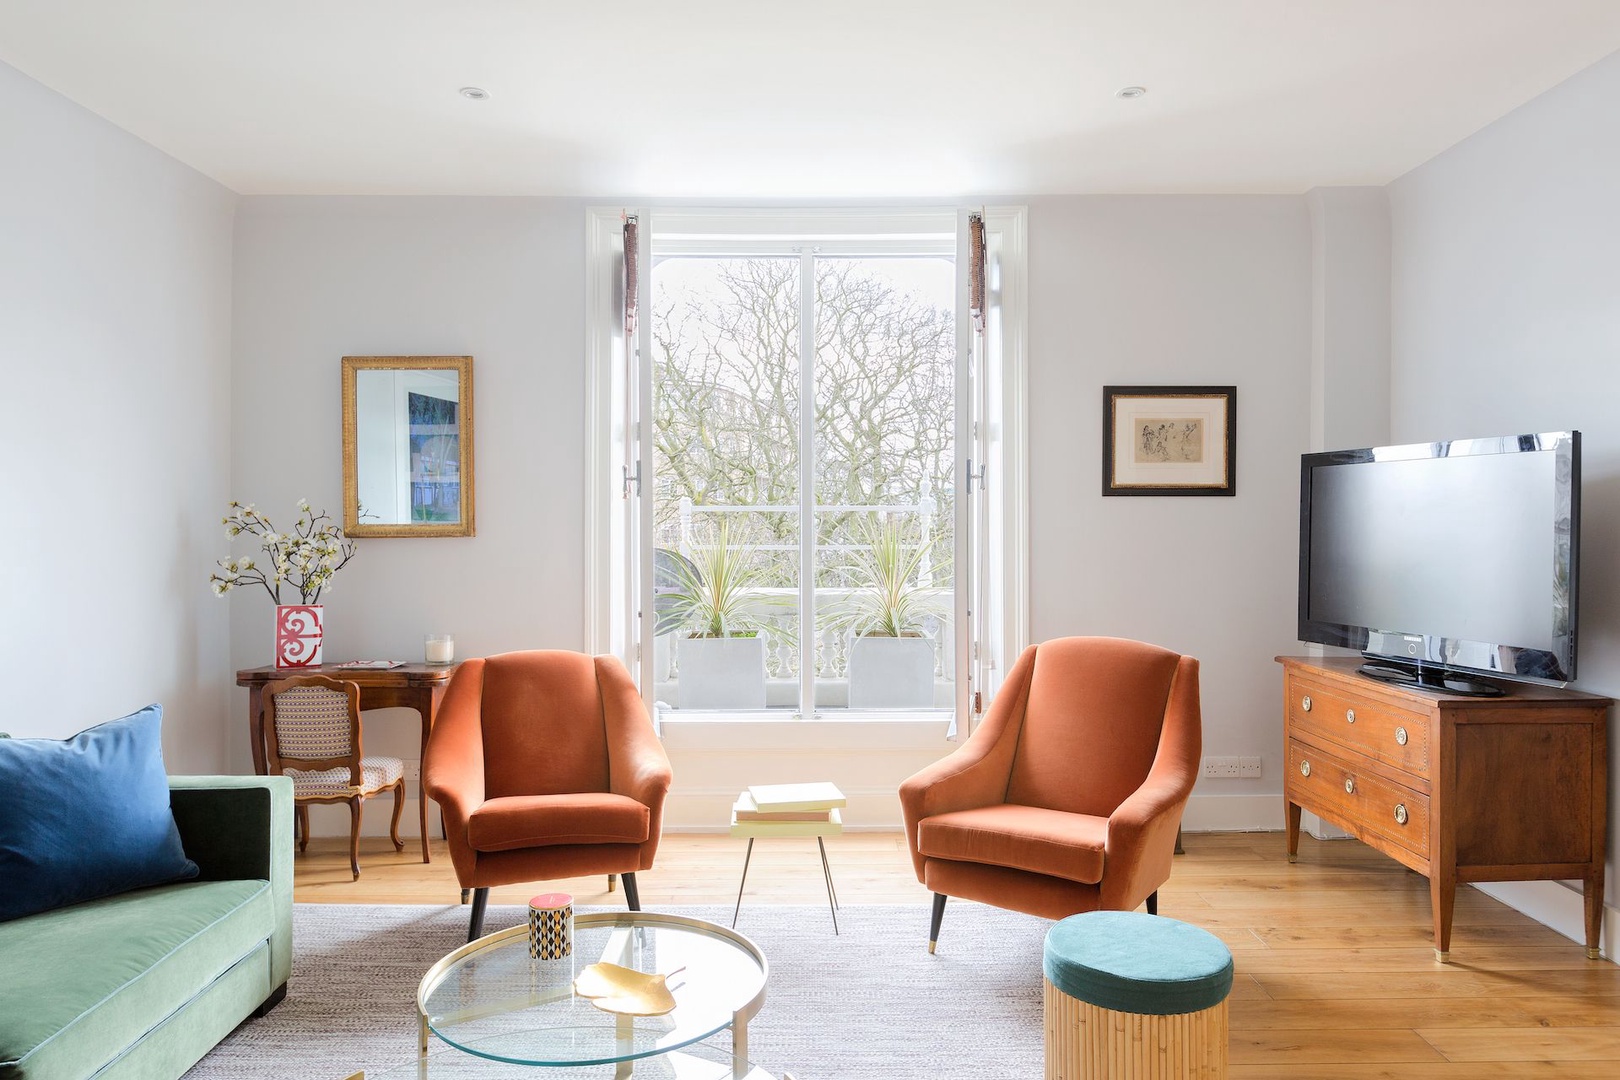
[848,635,935,708]
[678,636,767,709]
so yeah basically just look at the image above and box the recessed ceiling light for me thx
[1116,86,1147,99]
[459,87,490,101]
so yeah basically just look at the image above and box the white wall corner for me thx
[1305,186,1392,453]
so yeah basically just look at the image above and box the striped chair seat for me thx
[285,756,405,799]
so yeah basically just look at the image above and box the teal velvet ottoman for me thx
[1043,911,1233,1079]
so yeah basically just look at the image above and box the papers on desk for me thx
[333,659,406,669]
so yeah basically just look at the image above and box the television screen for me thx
[1299,432,1579,688]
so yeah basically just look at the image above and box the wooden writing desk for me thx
[236,662,459,863]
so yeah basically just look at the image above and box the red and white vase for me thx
[274,605,324,668]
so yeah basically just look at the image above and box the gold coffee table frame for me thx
[418,912,769,1079]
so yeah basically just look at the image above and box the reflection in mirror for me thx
[342,356,475,537]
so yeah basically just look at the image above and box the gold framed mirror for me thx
[342,356,475,537]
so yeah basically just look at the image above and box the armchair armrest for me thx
[424,660,489,885]
[599,656,673,869]
[1100,655,1201,911]
[898,646,1037,879]
[168,775,293,992]
[599,656,674,806]
[424,659,487,822]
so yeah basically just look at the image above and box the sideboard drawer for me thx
[1286,739,1431,860]
[1287,675,1431,779]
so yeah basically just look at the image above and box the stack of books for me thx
[730,782,846,836]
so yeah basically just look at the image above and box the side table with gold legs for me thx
[729,804,843,935]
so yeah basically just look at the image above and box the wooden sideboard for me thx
[1278,655,1610,961]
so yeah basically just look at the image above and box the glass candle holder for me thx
[425,634,455,664]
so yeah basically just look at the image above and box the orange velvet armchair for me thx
[899,636,1200,951]
[424,650,673,940]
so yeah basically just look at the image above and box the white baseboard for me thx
[1473,880,1616,963]
[311,790,1290,837]
[1302,809,1354,840]
[1180,793,1284,832]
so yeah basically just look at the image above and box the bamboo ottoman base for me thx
[1042,911,1234,1080]
[1044,979,1228,1079]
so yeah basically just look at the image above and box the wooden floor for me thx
[296,830,1620,1077]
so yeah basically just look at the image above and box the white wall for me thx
[1388,50,1620,951]
[230,197,589,829]
[1308,187,1391,452]
[0,61,235,770]
[235,195,1318,837]
[1025,196,1313,829]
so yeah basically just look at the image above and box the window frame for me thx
[585,205,1028,736]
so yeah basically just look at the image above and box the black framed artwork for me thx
[1102,386,1236,496]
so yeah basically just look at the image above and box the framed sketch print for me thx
[1102,386,1236,496]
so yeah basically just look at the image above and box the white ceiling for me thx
[3,1,1619,197]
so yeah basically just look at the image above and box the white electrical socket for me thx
[1202,756,1262,779]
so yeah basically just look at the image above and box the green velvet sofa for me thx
[0,776,293,1080]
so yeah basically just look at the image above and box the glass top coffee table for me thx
[363,1038,783,1079]
[415,912,769,1078]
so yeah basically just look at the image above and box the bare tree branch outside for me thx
[652,257,956,593]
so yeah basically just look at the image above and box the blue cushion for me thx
[1044,910,1234,1016]
[0,705,198,922]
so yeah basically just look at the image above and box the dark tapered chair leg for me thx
[348,798,363,881]
[622,871,641,911]
[467,888,490,942]
[928,893,948,954]
[1146,890,1159,916]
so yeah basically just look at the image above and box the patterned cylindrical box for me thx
[528,893,573,960]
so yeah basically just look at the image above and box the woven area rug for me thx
[185,902,1049,1079]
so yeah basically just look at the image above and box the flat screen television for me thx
[1298,431,1580,694]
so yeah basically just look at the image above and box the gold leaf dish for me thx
[573,961,679,1016]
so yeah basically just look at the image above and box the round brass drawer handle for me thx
[1345,777,1356,794]
[1395,726,1409,746]
[1346,708,1356,723]
[1394,803,1409,826]
[1302,695,1313,713]
[1299,760,1311,777]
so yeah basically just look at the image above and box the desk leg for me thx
[247,685,268,775]
[416,699,433,863]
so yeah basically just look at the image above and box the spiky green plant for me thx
[663,520,768,638]
[841,516,947,638]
